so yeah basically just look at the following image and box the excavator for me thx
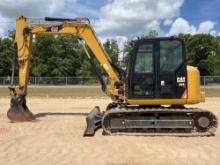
[7,16,218,136]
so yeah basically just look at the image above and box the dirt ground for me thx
[0,98,220,165]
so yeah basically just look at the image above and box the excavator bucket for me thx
[7,94,35,122]
[84,106,103,136]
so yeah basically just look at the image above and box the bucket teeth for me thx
[7,94,35,122]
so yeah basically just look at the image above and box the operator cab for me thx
[127,37,187,99]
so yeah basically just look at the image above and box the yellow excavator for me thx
[7,16,218,136]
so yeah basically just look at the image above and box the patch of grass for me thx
[1,86,220,98]
[0,87,9,97]
[0,86,106,98]
[202,88,220,97]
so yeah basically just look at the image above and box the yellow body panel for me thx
[126,66,205,105]
[127,99,187,105]
[186,66,205,103]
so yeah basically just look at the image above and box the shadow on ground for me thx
[35,112,89,118]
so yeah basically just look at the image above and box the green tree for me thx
[31,36,82,77]
[212,36,220,75]
[0,37,13,76]
[178,34,220,75]
[121,40,134,69]
[2,32,219,78]
[75,44,94,77]
[103,39,119,64]
[146,30,158,38]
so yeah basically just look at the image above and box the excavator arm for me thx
[7,16,124,122]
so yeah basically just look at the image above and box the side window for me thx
[134,44,153,73]
[160,40,183,72]
[132,43,154,97]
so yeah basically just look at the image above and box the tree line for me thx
[0,32,220,77]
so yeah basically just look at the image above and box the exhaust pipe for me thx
[45,17,90,22]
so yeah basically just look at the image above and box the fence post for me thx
[65,77,68,86]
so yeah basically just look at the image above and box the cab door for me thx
[127,40,156,98]
[158,39,186,98]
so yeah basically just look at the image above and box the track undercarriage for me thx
[84,103,218,137]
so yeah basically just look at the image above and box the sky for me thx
[0,0,219,49]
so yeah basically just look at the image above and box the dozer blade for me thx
[7,94,35,122]
[84,106,103,136]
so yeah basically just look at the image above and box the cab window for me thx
[160,40,183,72]
[134,44,153,73]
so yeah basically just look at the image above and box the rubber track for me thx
[102,107,218,136]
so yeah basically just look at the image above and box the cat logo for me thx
[50,26,59,32]
[177,77,186,83]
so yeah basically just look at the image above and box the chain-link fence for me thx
[1,76,220,86]
[0,77,99,86]
[200,76,220,87]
